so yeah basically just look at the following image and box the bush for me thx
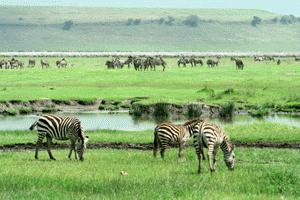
[165,16,175,26]
[186,104,202,119]
[3,108,17,116]
[126,18,134,25]
[42,107,57,113]
[158,17,165,25]
[219,102,235,119]
[77,99,96,105]
[19,107,32,114]
[251,16,262,27]
[248,108,269,118]
[280,15,297,24]
[62,20,74,30]
[133,19,141,25]
[153,103,170,122]
[183,15,200,27]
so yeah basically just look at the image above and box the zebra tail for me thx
[153,127,159,151]
[29,121,38,131]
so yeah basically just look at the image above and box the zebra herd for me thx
[105,56,246,71]
[0,58,70,69]
[105,56,167,71]
[29,114,234,174]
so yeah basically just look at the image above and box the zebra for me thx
[153,119,205,161]
[29,114,89,161]
[193,121,235,174]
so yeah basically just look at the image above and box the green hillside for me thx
[0,6,299,52]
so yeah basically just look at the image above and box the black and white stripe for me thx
[193,121,235,174]
[29,114,88,161]
[153,119,205,160]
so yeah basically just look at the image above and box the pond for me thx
[0,110,299,131]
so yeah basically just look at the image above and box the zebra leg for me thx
[35,132,45,160]
[200,145,206,161]
[68,140,77,160]
[46,135,56,160]
[160,147,166,160]
[193,135,203,174]
[212,146,218,171]
[178,141,186,161]
[208,145,215,173]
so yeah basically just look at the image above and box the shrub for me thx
[183,15,200,27]
[77,99,96,105]
[165,16,175,26]
[219,102,235,119]
[3,108,17,116]
[19,106,32,114]
[153,103,170,122]
[186,104,202,119]
[248,108,269,118]
[158,17,165,25]
[133,19,141,25]
[62,20,74,30]
[126,18,134,25]
[251,16,262,27]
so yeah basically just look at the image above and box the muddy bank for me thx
[1,141,299,152]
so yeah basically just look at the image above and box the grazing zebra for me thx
[153,119,205,160]
[29,114,89,161]
[193,121,235,174]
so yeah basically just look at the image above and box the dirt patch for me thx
[1,141,299,152]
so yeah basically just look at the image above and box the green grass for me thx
[0,57,299,111]
[0,7,299,51]
[1,122,300,146]
[0,148,299,199]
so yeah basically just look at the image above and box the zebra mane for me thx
[183,118,204,126]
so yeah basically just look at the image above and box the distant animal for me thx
[28,59,36,67]
[233,58,244,70]
[41,59,50,69]
[254,56,264,62]
[29,114,89,161]
[193,59,204,66]
[105,60,115,69]
[207,59,219,67]
[56,58,67,68]
[150,56,166,71]
[193,120,235,174]
[295,57,300,62]
[153,119,205,161]
[178,57,194,67]
[277,59,281,65]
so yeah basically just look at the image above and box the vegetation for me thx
[0,122,300,146]
[251,16,262,26]
[0,7,299,51]
[0,57,299,112]
[0,148,299,199]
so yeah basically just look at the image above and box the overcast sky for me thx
[1,0,299,15]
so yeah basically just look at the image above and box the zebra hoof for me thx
[50,157,56,160]
[35,156,38,160]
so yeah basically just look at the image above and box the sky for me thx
[0,0,299,15]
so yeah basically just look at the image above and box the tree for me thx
[133,19,141,25]
[126,18,134,26]
[251,16,262,27]
[158,17,165,25]
[62,20,74,30]
[165,16,175,26]
[183,15,200,27]
[280,15,297,24]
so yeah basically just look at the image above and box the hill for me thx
[0,7,299,52]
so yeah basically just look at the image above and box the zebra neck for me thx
[184,124,195,137]
[220,138,231,160]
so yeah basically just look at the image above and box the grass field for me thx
[0,7,299,51]
[0,57,299,111]
[0,148,299,199]
[0,122,299,146]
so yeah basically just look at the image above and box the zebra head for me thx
[225,143,235,171]
[76,136,89,161]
